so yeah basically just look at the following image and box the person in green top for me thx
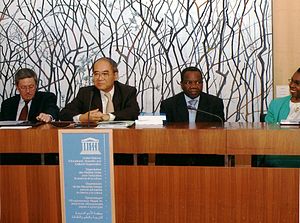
[256,68,300,167]
[265,68,300,122]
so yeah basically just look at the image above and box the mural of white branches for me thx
[0,0,272,121]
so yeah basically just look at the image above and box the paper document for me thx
[0,126,32,129]
[279,119,300,125]
[0,120,41,127]
[96,121,135,128]
[135,119,164,125]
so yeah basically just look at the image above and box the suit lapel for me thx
[28,93,39,120]
[112,82,122,111]
[177,93,189,121]
[92,89,103,112]
[11,95,20,120]
[196,92,209,121]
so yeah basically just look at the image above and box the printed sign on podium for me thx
[58,129,115,223]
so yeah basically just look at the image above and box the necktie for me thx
[188,99,197,109]
[104,92,114,113]
[18,101,29,120]
[188,99,197,123]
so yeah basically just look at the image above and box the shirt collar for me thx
[100,86,115,97]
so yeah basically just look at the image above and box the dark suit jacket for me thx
[0,91,59,121]
[160,92,224,122]
[59,81,140,121]
[157,91,225,166]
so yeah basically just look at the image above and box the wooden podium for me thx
[1,123,299,222]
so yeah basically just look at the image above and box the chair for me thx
[260,113,267,122]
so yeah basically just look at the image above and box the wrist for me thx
[48,114,53,122]
[79,114,87,122]
[102,114,110,121]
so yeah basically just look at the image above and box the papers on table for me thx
[0,121,41,129]
[96,121,135,128]
[279,119,300,125]
[135,113,166,126]
[0,126,32,129]
[0,121,25,126]
[134,119,165,125]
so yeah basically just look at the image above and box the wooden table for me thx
[1,123,300,223]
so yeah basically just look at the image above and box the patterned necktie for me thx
[188,99,197,123]
[18,101,29,120]
[188,99,197,109]
[104,92,114,113]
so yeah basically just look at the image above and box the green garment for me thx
[255,95,300,168]
[265,95,291,123]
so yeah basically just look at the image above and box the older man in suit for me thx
[0,68,59,122]
[59,57,139,122]
[0,68,59,165]
[59,57,140,165]
[158,66,225,166]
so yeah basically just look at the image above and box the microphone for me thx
[187,105,224,126]
[87,90,94,128]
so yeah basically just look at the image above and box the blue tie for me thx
[188,99,197,109]
[188,99,197,122]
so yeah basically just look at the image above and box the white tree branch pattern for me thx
[0,0,272,121]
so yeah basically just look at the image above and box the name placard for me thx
[58,129,115,223]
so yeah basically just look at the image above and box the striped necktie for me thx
[188,99,197,109]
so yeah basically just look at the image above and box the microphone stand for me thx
[187,105,224,126]
[87,91,94,128]
[187,105,230,165]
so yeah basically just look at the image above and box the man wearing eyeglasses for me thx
[59,57,140,123]
[160,66,224,123]
[0,68,59,122]
[265,68,300,122]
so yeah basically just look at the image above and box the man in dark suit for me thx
[160,66,224,122]
[157,66,225,166]
[0,68,60,165]
[59,57,140,122]
[59,57,140,165]
[0,68,59,122]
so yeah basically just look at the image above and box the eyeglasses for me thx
[19,85,36,91]
[288,79,300,86]
[181,80,203,86]
[93,72,110,79]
